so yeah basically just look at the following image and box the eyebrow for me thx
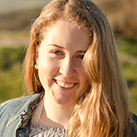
[48,44,87,53]
[48,44,65,49]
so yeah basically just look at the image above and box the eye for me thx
[77,54,84,59]
[52,50,63,55]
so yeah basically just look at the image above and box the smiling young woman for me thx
[0,0,137,137]
[36,19,90,106]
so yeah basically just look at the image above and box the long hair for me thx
[24,0,134,136]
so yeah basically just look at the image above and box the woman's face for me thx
[37,19,90,105]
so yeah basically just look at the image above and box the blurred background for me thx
[0,0,137,114]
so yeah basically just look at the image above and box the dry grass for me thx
[97,0,137,41]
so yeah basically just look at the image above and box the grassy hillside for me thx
[116,36,137,114]
[0,46,27,102]
[0,0,50,13]
[0,0,137,41]
[0,8,41,31]
[0,37,137,114]
[98,0,137,41]
[0,0,137,115]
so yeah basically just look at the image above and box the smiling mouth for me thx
[55,80,76,89]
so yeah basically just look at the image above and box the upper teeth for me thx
[56,81,74,88]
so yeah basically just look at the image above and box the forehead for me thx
[41,19,90,51]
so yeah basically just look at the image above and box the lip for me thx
[54,79,77,89]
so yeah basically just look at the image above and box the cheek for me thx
[79,68,90,88]
[38,55,56,73]
[75,63,89,85]
[38,66,53,90]
[38,58,59,87]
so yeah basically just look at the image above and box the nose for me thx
[59,57,76,77]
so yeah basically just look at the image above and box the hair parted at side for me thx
[24,0,136,136]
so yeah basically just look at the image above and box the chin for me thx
[53,96,76,105]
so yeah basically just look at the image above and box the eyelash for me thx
[51,50,84,59]
[77,55,84,59]
[51,50,63,55]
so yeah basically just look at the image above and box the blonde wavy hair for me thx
[24,0,136,136]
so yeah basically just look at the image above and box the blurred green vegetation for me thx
[0,37,137,115]
[0,46,27,102]
[0,46,26,69]
[0,0,136,115]
[116,36,137,114]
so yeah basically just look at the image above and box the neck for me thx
[39,93,75,129]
